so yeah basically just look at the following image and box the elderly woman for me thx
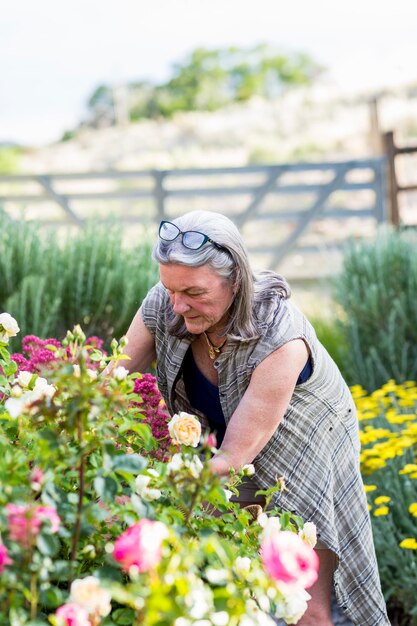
[119,210,388,626]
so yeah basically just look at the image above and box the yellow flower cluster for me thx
[353,381,417,477]
[355,380,417,552]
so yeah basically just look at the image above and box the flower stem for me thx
[69,417,85,585]
[185,483,201,524]
[30,572,38,619]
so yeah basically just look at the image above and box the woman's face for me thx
[159,263,235,335]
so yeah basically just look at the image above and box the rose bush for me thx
[0,313,318,626]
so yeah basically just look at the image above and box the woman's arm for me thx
[210,338,309,475]
[104,309,156,375]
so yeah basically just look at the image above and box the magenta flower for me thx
[0,543,12,572]
[132,374,171,460]
[113,518,168,573]
[261,530,319,590]
[6,503,60,548]
[55,603,91,626]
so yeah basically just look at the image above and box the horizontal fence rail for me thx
[0,158,387,280]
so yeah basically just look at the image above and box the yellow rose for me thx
[168,412,201,447]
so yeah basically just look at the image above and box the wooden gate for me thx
[0,157,387,279]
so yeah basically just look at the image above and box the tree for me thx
[81,44,324,130]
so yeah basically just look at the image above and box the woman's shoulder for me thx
[140,282,170,330]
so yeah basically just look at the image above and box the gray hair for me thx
[153,210,290,338]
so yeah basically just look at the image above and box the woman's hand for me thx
[209,452,232,476]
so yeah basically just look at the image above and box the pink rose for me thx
[261,530,319,590]
[36,506,61,533]
[55,603,91,626]
[113,518,168,573]
[6,503,60,547]
[0,543,12,572]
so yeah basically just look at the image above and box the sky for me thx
[1,0,417,146]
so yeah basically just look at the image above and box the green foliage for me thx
[0,212,158,350]
[308,313,347,374]
[334,228,417,389]
[84,44,324,128]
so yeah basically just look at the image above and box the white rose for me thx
[69,575,112,617]
[34,377,56,399]
[242,600,277,626]
[17,370,33,388]
[134,475,161,500]
[0,312,20,343]
[135,474,151,492]
[168,412,201,447]
[167,453,184,474]
[242,463,255,476]
[259,515,281,539]
[113,366,129,381]
[274,587,311,625]
[146,488,162,500]
[298,521,317,548]
[223,489,233,501]
[235,556,251,575]
[5,397,26,419]
[205,567,228,584]
[211,612,229,626]
[185,580,213,619]
[11,385,23,398]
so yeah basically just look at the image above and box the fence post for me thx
[383,130,400,226]
[153,170,167,222]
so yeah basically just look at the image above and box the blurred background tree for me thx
[82,44,323,130]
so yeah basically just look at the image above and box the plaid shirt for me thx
[140,280,389,626]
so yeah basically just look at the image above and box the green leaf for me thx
[0,346,10,362]
[37,532,60,556]
[112,453,146,474]
[94,474,118,500]
[3,360,17,376]
[130,493,149,517]
[280,511,290,529]
[112,608,136,625]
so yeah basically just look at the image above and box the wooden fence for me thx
[0,157,387,279]
[384,131,417,227]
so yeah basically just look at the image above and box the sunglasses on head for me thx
[158,220,227,252]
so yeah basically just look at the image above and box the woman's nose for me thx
[172,294,190,314]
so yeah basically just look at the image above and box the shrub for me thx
[0,212,158,351]
[355,381,417,625]
[334,227,417,389]
[0,316,319,625]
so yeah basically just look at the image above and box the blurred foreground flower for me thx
[113,518,168,573]
[69,576,112,618]
[6,503,60,548]
[54,603,91,626]
[261,530,319,590]
[0,543,12,573]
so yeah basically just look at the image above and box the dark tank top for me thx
[183,346,312,446]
